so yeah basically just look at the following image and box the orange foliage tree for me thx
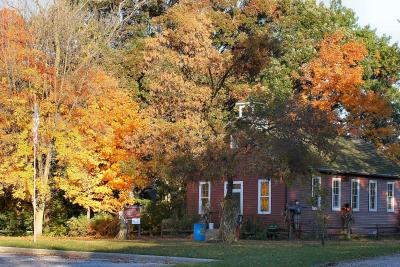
[301,31,392,138]
[55,70,147,215]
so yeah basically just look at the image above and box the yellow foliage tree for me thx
[0,8,146,235]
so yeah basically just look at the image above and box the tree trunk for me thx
[34,147,52,237]
[220,175,239,243]
[35,204,45,236]
[116,211,127,240]
[86,208,91,220]
[321,232,325,246]
[225,178,233,200]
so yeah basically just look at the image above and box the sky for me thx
[321,0,400,44]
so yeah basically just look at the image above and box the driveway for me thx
[333,254,400,267]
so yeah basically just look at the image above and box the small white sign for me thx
[132,218,141,225]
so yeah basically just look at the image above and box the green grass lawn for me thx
[0,237,400,266]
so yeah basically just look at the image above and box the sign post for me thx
[123,204,141,238]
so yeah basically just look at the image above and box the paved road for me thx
[0,253,169,267]
[0,246,216,266]
[334,254,400,267]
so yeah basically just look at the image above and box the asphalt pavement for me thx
[0,253,167,267]
[0,246,216,267]
[333,254,400,267]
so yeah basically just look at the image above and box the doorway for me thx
[224,181,243,214]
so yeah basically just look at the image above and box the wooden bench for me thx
[161,228,193,238]
[160,219,193,238]
[364,224,399,239]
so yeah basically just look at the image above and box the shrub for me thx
[161,215,199,234]
[66,215,90,237]
[140,200,173,235]
[89,213,119,237]
[176,214,199,230]
[43,224,68,237]
[0,210,33,236]
[240,217,267,240]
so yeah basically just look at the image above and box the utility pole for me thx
[33,97,39,243]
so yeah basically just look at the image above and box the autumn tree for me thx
[0,1,146,236]
[55,70,146,218]
[135,0,337,242]
[301,31,393,138]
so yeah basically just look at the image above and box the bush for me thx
[161,215,198,230]
[176,214,199,230]
[240,217,267,240]
[140,200,173,235]
[43,224,68,237]
[89,213,119,237]
[0,210,33,236]
[66,215,90,237]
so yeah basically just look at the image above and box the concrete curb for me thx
[0,246,217,265]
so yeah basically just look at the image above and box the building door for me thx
[224,181,243,214]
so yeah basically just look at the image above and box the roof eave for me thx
[318,168,400,179]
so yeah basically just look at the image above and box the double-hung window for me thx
[198,181,211,214]
[332,178,341,211]
[369,180,377,212]
[351,179,360,211]
[387,182,395,212]
[258,179,271,214]
[312,177,321,210]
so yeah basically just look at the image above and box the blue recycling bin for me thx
[194,223,205,241]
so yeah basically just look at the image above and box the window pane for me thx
[370,196,375,209]
[334,195,339,207]
[261,197,269,212]
[352,195,357,209]
[261,181,269,196]
[201,198,209,209]
[333,180,339,194]
[201,183,209,198]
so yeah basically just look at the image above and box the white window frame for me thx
[351,179,360,212]
[369,180,378,212]
[258,179,271,214]
[312,176,322,210]
[224,180,243,215]
[198,181,211,215]
[387,181,395,213]
[332,177,341,211]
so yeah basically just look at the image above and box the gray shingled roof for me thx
[319,137,400,178]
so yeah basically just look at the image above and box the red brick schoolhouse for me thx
[186,137,400,235]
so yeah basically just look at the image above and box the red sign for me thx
[123,205,141,219]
